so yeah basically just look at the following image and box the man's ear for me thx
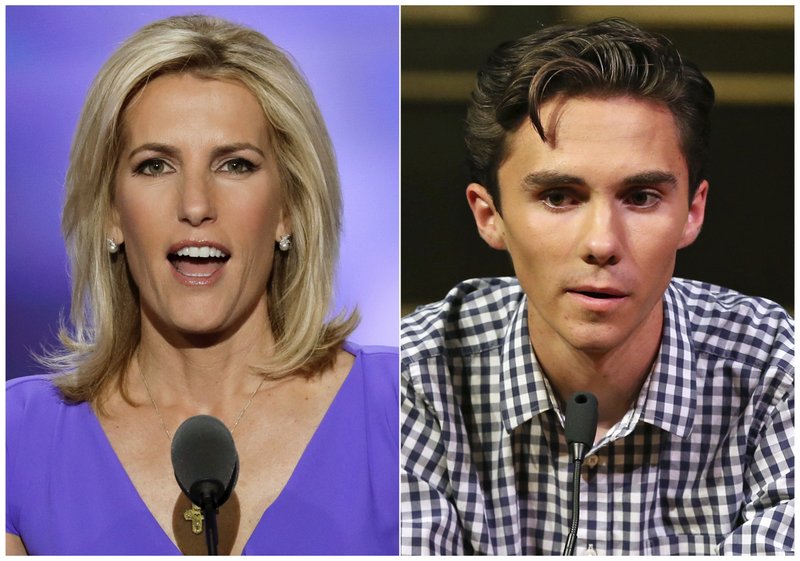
[466,183,507,250]
[678,180,708,249]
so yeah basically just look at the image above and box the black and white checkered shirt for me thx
[401,277,794,554]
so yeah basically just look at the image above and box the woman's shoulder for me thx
[7,374,67,418]
[6,374,88,446]
[343,341,398,365]
[6,376,82,507]
[343,341,398,386]
[341,341,398,417]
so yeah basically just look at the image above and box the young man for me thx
[401,19,793,555]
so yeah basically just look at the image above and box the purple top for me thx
[6,342,399,555]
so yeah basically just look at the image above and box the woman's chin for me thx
[172,323,232,346]
[150,312,234,344]
[141,290,268,344]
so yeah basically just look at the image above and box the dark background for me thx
[401,5,794,315]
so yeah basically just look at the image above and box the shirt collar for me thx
[638,281,697,438]
[498,282,698,437]
[499,296,555,433]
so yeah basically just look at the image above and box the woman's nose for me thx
[177,170,216,226]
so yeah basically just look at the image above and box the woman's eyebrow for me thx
[210,143,265,160]
[127,143,180,160]
[126,142,266,161]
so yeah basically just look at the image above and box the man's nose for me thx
[580,201,621,267]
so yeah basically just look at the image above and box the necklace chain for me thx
[139,368,266,442]
[138,365,266,536]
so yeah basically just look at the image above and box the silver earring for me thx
[107,238,120,254]
[278,234,292,252]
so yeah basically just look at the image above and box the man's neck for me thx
[527,304,664,439]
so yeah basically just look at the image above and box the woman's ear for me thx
[107,206,124,246]
[275,208,292,243]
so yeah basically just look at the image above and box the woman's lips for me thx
[167,241,230,286]
[167,240,230,256]
[171,257,226,277]
[169,257,227,286]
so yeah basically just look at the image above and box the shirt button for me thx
[584,454,599,468]
[584,544,597,555]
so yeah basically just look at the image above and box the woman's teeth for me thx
[175,246,228,259]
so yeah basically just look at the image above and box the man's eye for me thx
[541,190,576,209]
[219,158,257,175]
[627,190,661,208]
[134,159,171,176]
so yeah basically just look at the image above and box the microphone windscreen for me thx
[171,415,239,507]
[564,391,598,446]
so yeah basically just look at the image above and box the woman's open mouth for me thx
[168,244,230,285]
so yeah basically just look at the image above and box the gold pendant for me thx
[183,503,204,534]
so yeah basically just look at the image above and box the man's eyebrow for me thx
[623,171,678,188]
[522,170,587,190]
[521,170,678,189]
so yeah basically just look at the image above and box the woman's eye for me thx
[134,158,171,177]
[219,158,257,175]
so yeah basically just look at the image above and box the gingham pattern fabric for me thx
[401,277,794,555]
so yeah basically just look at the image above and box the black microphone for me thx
[171,415,239,555]
[562,392,598,556]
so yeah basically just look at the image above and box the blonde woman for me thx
[6,14,398,555]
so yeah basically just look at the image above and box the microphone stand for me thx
[562,392,598,556]
[201,500,219,556]
[171,415,239,557]
[562,443,587,556]
[197,483,220,555]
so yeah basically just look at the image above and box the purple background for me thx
[7,6,400,379]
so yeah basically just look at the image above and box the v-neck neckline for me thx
[84,343,362,555]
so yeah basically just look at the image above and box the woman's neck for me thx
[132,297,277,412]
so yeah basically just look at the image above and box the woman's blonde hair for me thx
[46,14,357,407]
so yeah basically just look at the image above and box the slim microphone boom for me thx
[171,415,239,555]
[562,392,598,556]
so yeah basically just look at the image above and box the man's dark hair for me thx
[465,18,715,209]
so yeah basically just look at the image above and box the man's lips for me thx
[567,286,628,299]
[565,287,629,313]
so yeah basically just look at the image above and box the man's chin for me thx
[558,324,631,356]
